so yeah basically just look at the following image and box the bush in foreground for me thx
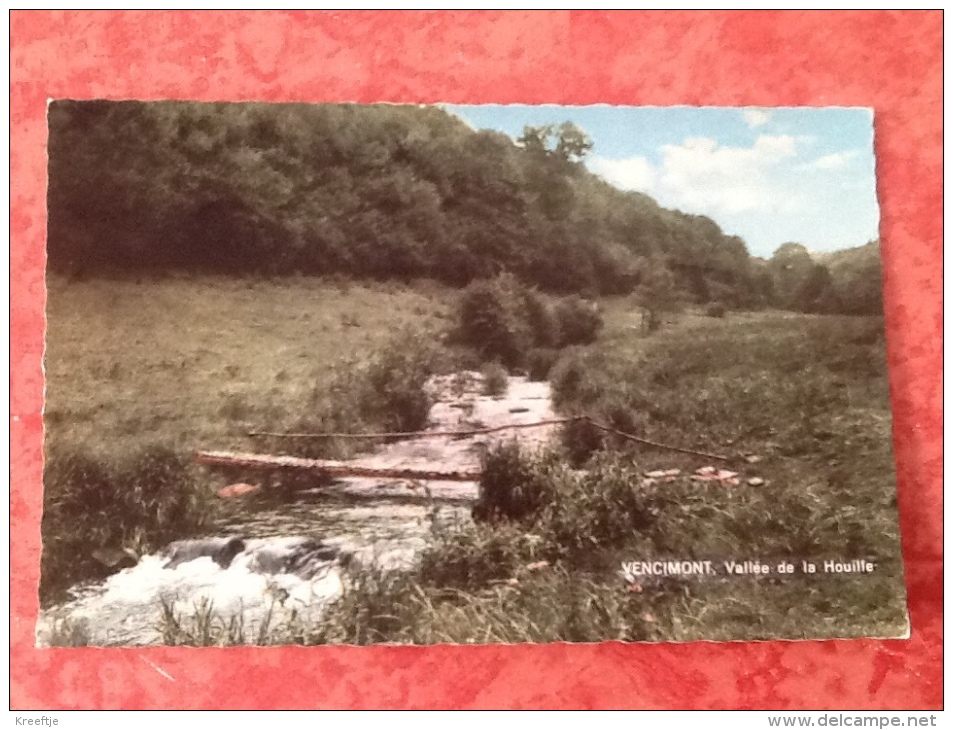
[41,444,213,602]
[472,440,558,523]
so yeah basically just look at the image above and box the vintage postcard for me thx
[37,101,909,646]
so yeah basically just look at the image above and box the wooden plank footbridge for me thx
[196,417,730,486]
[196,450,483,482]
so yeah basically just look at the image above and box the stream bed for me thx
[36,373,556,646]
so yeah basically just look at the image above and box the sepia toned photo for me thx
[38,101,908,646]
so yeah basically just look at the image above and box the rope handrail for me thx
[248,415,731,462]
[248,417,576,441]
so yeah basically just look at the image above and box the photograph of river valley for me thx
[38,101,909,646]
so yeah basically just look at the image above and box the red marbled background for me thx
[10,11,942,709]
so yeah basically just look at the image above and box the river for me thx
[36,373,556,646]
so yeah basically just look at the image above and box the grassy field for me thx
[42,276,908,643]
[45,273,451,459]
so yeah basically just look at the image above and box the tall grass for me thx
[309,562,666,645]
[553,313,890,457]
[41,444,214,602]
[158,596,301,647]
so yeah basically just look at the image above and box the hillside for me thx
[47,101,877,312]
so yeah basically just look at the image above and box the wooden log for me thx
[196,450,481,482]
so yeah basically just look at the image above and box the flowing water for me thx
[36,373,556,646]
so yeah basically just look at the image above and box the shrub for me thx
[521,289,561,348]
[453,277,603,370]
[554,295,603,346]
[596,399,649,449]
[473,441,557,523]
[540,456,655,561]
[418,522,535,590]
[453,276,531,368]
[41,444,212,602]
[300,566,424,646]
[639,268,683,333]
[526,347,559,381]
[560,416,606,467]
[481,362,509,398]
[278,333,441,460]
[550,354,602,408]
[470,444,658,563]
[359,333,439,433]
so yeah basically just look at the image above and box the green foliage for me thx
[307,563,663,645]
[550,313,890,457]
[159,595,303,647]
[559,416,607,467]
[481,362,509,397]
[417,522,535,590]
[41,444,213,602]
[306,567,425,645]
[472,441,558,522]
[554,295,603,345]
[453,276,604,368]
[288,332,440,459]
[358,332,440,433]
[520,288,561,348]
[550,354,603,409]
[473,444,655,562]
[814,240,885,315]
[453,276,532,368]
[159,309,905,646]
[517,122,593,163]
[639,267,683,333]
[525,347,560,381]
[766,242,855,314]
[539,455,656,561]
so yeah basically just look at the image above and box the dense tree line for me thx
[47,101,883,313]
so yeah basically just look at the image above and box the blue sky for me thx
[441,104,879,259]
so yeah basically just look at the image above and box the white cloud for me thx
[743,109,771,128]
[588,156,656,193]
[588,135,800,216]
[656,134,798,214]
[808,151,857,169]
